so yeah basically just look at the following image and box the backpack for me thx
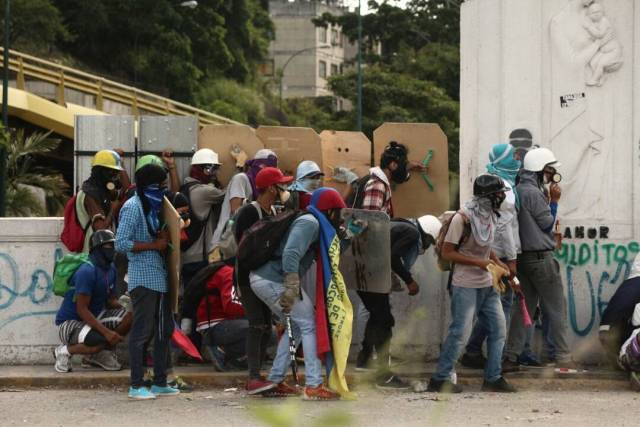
[217,202,261,261]
[60,192,91,253]
[236,210,306,271]
[182,261,227,319]
[53,253,92,297]
[180,181,218,255]
[435,210,471,271]
[346,174,371,209]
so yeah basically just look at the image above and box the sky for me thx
[343,0,409,14]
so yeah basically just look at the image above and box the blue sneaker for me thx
[205,345,226,372]
[128,387,156,400]
[150,384,180,396]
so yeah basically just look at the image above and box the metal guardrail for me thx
[0,47,241,126]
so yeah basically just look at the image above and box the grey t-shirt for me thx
[445,213,492,288]
[211,173,253,248]
[182,178,225,265]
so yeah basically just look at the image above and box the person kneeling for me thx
[54,230,132,373]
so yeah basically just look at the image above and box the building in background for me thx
[267,0,355,106]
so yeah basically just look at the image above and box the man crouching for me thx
[54,230,132,373]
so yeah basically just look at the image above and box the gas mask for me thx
[276,185,291,203]
[391,160,410,184]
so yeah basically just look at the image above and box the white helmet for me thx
[191,148,221,165]
[417,215,442,240]
[254,148,277,160]
[522,147,561,172]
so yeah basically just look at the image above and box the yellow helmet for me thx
[92,150,124,171]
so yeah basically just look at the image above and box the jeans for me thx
[357,291,394,375]
[129,287,173,388]
[250,273,322,387]
[202,318,249,361]
[506,252,571,363]
[465,286,514,356]
[433,286,506,382]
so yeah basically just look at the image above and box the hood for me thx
[369,166,390,187]
[518,170,540,187]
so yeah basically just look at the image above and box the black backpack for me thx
[237,210,307,271]
[346,174,372,209]
[182,261,227,319]
[180,181,218,255]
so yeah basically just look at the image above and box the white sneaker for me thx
[54,345,72,373]
[84,350,121,371]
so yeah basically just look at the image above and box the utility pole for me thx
[0,0,10,216]
[356,0,362,133]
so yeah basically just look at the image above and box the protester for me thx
[287,160,324,210]
[599,253,640,366]
[461,144,522,372]
[509,129,533,162]
[180,149,226,289]
[54,230,132,373]
[211,148,279,247]
[116,157,177,400]
[249,188,352,400]
[615,301,640,389]
[504,147,574,369]
[234,167,292,394]
[76,149,129,252]
[356,141,425,385]
[428,174,516,393]
[357,215,442,390]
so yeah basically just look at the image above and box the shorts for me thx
[58,308,127,346]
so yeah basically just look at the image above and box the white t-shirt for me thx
[211,173,253,248]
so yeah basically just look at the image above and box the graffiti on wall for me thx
[556,236,639,337]
[0,248,62,330]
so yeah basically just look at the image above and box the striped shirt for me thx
[115,195,168,293]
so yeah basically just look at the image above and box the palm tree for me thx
[1,129,69,216]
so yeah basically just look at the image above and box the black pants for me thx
[129,287,174,388]
[358,291,395,374]
[239,276,272,380]
[203,318,250,361]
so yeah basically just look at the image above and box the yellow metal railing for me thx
[0,47,241,126]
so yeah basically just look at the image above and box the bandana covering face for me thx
[245,155,278,199]
[486,144,521,208]
[142,184,166,234]
[461,196,497,247]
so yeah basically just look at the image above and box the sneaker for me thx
[501,358,520,373]
[460,353,486,369]
[150,384,180,396]
[53,345,72,373]
[168,376,193,393]
[262,382,300,397]
[246,378,277,395]
[482,377,517,393]
[426,378,463,394]
[128,387,156,400]
[302,385,340,401]
[517,353,543,368]
[82,350,122,371]
[356,350,374,372]
[205,345,226,372]
[375,374,411,390]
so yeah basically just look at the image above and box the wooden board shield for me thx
[339,209,391,294]
[320,130,372,194]
[373,123,450,219]
[199,124,265,186]
[163,196,181,314]
[256,126,322,178]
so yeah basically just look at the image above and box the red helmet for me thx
[309,187,346,211]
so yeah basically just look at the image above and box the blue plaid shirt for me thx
[116,195,168,293]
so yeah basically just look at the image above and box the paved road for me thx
[2,386,638,427]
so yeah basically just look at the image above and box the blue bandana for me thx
[142,184,165,233]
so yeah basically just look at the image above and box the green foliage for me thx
[0,0,71,54]
[250,402,352,427]
[1,129,69,216]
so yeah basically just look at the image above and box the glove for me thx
[180,318,193,335]
[118,294,133,313]
[230,144,248,168]
[343,218,368,240]
[280,273,301,313]
[486,263,509,293]
[332,167,359,185]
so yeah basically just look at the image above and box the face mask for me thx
[551,173,562,183]
[391,161,410,184]
[277,187,291,203]
[95,246,115,266]
[301,177,322,192]
[203,164,218,176]
[490,193,506,211]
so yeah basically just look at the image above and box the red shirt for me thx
[196,266,245,331]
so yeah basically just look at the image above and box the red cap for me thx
[255,167,293,190]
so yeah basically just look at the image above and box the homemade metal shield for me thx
[339,208,391,294]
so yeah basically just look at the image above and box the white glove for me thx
[118,295,133,313]
[332,167,359,185]
[181,318,193,335]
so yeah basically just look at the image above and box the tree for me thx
[1,129,68,216]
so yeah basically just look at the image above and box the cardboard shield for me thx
[256,126,323,177]
[163,196,181,313]
[339,208,391,294]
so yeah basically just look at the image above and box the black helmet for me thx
[90,229,116,252]
[473,174,508,198]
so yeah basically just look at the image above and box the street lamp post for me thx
[356,0,362,133]
[278,44,331,111]
[0,0,9,216]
